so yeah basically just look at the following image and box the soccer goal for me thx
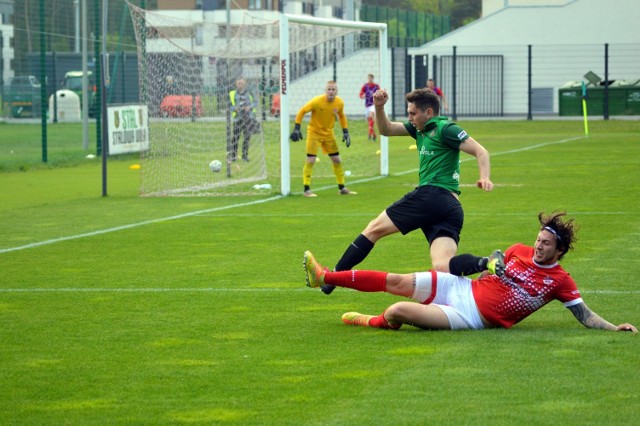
[128,4,388,196]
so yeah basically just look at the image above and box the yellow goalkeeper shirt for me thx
[295,95,348,139]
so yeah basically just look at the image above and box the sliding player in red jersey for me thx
[303,211,637,333]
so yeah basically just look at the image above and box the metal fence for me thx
[1,0,144,120]
[406,43,640,119]
[3,0,638,120]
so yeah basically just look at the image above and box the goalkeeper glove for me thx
[342,129,351,148]
[290,124,303,142]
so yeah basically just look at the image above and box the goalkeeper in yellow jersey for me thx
[290,81,357,197]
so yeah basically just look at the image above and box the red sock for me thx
[368,117,375,135]
[369,310,401,330]
[323,270,387,292]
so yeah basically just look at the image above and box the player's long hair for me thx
[538,211,578,260]
[406,88,440,114]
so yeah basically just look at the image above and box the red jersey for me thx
[471,244,582,328]
[360,82,380,108]
[432,86,444,97]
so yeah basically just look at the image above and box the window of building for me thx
[302,2,314,15]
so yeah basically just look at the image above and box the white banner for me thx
[107,104,149,155]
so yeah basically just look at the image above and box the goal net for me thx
[128,4,388,196]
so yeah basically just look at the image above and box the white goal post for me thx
[127,3,388,196]
[278,14,389,196]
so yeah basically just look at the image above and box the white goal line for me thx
[0,195,283,254]
[0,287,305,293]
[0,287,636,295]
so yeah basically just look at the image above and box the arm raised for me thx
[373,89,409,137]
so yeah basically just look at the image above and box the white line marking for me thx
[0,287,635,294]
[488,136,584,157]
[0,136,585,254]
[0,287,305,293]
[394,136,585,177]
[0,196,283,254]
[190,211,632,218]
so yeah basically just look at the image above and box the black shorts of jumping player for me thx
[385,185,464,245]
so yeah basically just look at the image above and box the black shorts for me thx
[386,185,464,245]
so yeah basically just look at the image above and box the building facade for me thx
[409,0,640,116]
[0,0,14,84]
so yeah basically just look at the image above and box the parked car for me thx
[4,75,42,118]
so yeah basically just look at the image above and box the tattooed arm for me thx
[568,302,637,332]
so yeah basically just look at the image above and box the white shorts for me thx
[364,105,375,117]
[412,271,484,330]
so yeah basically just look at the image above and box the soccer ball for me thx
[209,160,222,173]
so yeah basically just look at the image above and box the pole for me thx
[75,0,80,53]
[95,0,102,157]
[279,15,290,195]
[603,43,609,120]
[581,81,589,138]
[527,45,532,120]
[0,29,3,89]
[226,0,231,42]
[52,51,57,123]
[139,0,147,112]
[332,47,337,82]
[39,0,47,163]
[451,46,457,121]
[82,0,89,149]
[261,60,266,121]
[0,30,3,90]
[379,23,389,176]
[101,0,109,197]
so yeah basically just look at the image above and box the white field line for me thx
[0,136,585,255]
[0,196,283,254]
[0,287,637,295]
[0,287,304,293]
[393,135,585,176]
[191,210,630,219]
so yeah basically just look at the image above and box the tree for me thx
[406,0,450,14]
[367,0,481,30]
[450,0,481,28]
[363,0,414,8]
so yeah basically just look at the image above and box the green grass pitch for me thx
[1,119,639,424]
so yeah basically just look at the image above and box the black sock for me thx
[334,234,375,271]
[448,254,488,276]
